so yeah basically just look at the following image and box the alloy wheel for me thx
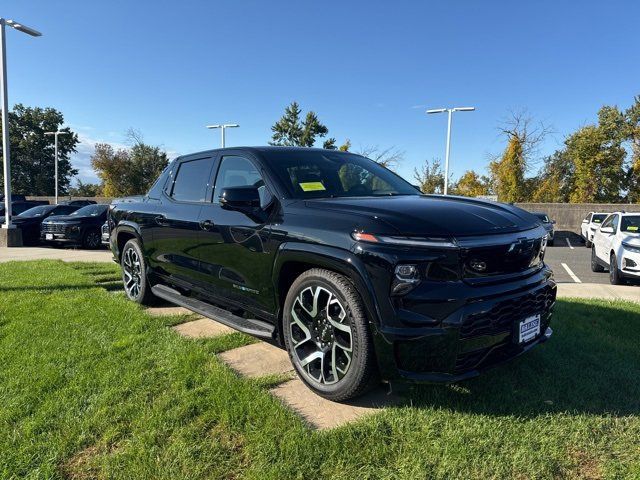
[85,231,101,249]
[289,285,353,385]
[123,247,142,299]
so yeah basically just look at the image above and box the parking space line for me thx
[561,263,582,283]
[565,238,574,249]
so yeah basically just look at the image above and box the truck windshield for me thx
[17,205,55,217]
[621,216,640,233]
[592,214,607,224]
[70,204,108,217]
[264,149,419,199]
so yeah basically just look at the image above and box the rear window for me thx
[621,216,640,233]
[591,214,607,224]
[17,205,54,217]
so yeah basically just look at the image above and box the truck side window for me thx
[213,156,272,207]
[170,158,212,202]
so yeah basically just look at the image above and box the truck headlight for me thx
[392,264,421,295]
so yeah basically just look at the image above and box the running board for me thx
[151,284,275,339]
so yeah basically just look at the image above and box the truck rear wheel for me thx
[121,239,156,306]
[282,268,379,401]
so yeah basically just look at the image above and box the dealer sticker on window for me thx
[518,314,541,344]
[299,181,326,192]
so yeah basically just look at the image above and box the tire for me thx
[591,246,604,272]
[609,252,624,285]
[121,239,157,305]
[585,239,592,248]
[83,228,102,249]
[548,239,554,246]
[282,268,379,401]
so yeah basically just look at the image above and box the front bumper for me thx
[620,248,640,278]
[371,271,557,384]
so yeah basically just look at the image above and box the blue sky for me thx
[4,0,639,185]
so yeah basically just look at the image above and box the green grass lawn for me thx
[1,261,639,479]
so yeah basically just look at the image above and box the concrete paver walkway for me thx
[219,342,293,378]
[271,379,396,430]
[0,246,113,263]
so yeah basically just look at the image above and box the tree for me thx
[68,179,102,197]
[566,125,626,203]
[450,170,490,197]
[413,158,444,194]
[0,104,79,195]
[489,111,549,202]
[91,130,169,197]
[626,96,640,202]
[531,151,574,202]
[270,101,336,149]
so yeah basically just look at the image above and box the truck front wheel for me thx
[282,268,379,401]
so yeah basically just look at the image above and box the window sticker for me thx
[627,226,638,231]
[299,182,326,192]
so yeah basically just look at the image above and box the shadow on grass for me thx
[404,300,640,417]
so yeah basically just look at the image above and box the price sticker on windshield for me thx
[299,182,326,192]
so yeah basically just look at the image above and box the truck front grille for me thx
[459,284,555,339]
[42,223,66,234]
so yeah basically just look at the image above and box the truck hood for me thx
[304,195,539,237]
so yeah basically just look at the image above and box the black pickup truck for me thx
[108,147,556,401]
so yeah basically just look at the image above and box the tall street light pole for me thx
[44,131,70,204]
[426,106,475,195]
[1,18,41,230]
[206,124,239,148]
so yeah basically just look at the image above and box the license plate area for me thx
[517,314,541,344]
[45,233,53,240]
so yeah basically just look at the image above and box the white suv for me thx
[591,212,640,284]
[581,212,609,247]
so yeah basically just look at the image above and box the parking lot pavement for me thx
[0,246,113,263]
[545,231,613,285]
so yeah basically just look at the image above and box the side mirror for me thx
[582,219,589,224]
[600,226,614,234]
[219,186,261,211]
[551,220,556,224]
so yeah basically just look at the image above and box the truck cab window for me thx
[213,156,272,207]
[170,158,212,202]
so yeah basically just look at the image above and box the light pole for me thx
[44,131,70,204]
[206,124,239,148]
[426,106,475,195]
[1,18,41,230]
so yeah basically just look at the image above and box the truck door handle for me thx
[200,219,215,231]
[155,215,169,226]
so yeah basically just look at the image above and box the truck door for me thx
[196,153,277,314]
[151,155,215,286]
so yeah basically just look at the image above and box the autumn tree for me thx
[531,151,574,202]
[413,158,444,194]
[0,104,79,195]
[450,170,491,197]
[626,96,640,202]
[91,130,169,197]
[566,106,626,203]
[270,102,336,149]
[489,112,549,203]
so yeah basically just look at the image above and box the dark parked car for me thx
[532,212,555,245]
[60,199,98,207]
[12,204,81,244]
[0,200,50,223]
[108,147,556,401]
[41,204,108,249]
